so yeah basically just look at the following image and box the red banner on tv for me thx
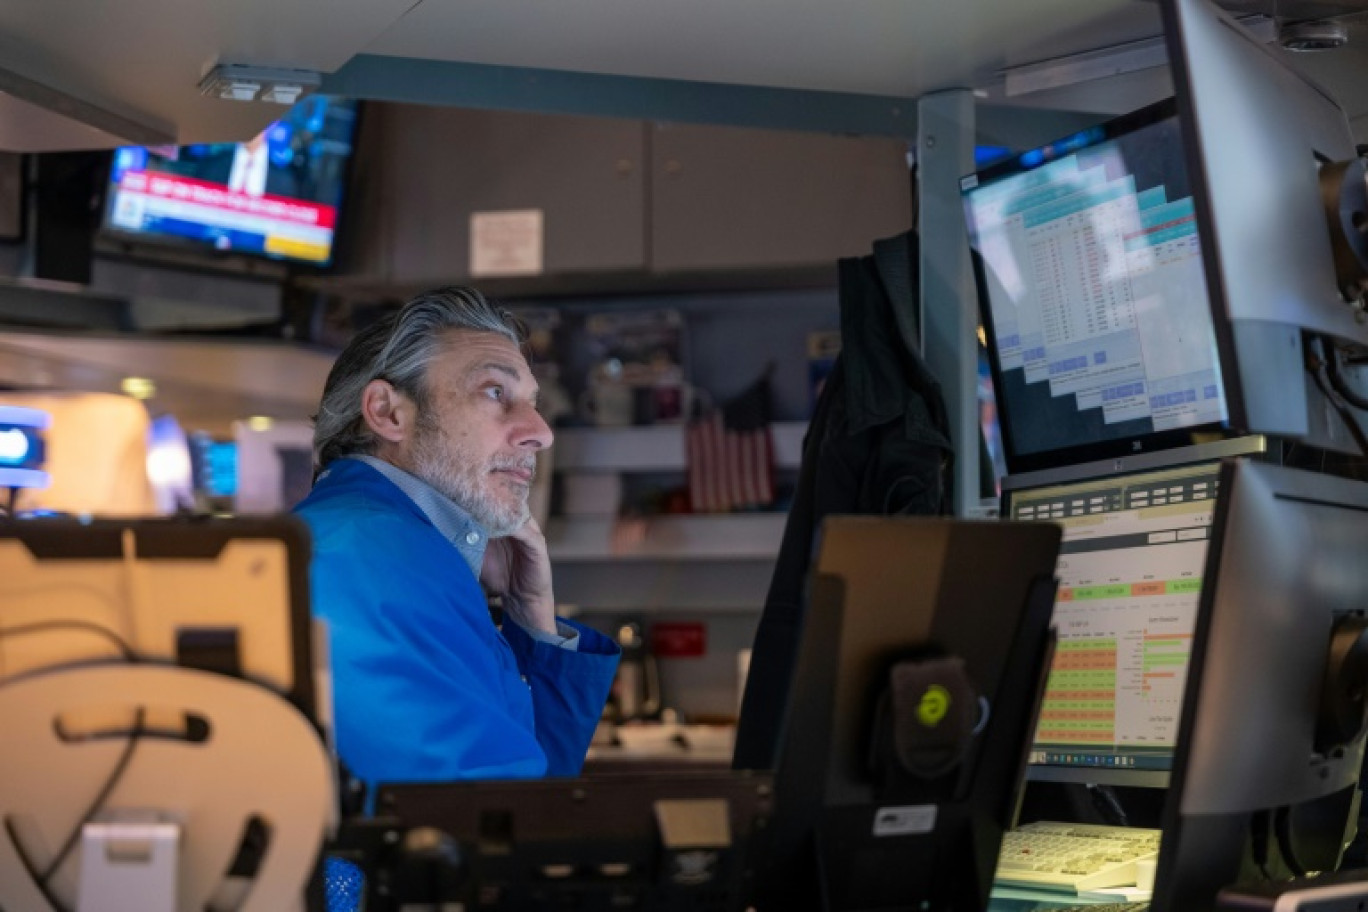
[121,171,336,229]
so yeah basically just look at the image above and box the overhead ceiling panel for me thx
[0,0,416,150]
[365,0,1150,100]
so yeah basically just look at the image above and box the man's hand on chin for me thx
[481,517,558,637]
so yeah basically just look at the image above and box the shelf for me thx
[298,264,840,303]
[553,558,776,613]
[546,513,787,562]
[552,420,806,472]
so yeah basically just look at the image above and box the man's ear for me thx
[360,379,414,445]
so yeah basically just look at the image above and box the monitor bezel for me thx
[963,96,1236,477]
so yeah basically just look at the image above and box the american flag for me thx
[687,373,775,513]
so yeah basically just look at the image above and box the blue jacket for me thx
[294,458,619,787]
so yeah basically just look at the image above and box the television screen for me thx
[103,96,359,266]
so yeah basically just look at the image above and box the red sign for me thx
[121,170,336,228]
[651,622,707,658]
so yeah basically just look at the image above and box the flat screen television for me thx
[102,95,359,267]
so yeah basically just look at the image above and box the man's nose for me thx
[515,401,554,450]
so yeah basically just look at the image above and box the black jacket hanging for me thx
[733,230,954,771]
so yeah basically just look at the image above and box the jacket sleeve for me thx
[308,510,551,786]
[502,619,620,777]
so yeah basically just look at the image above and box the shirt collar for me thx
[348,454,487,578]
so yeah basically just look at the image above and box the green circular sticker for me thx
[918,684,951,727]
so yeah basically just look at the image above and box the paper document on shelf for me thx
[470,209,544,277]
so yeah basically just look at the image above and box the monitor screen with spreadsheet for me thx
[963,98,1231,474]
[1005,459,1223,788]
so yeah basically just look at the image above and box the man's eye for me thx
[486,386,505,401]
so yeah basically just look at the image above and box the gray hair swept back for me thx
[312,285,522,469]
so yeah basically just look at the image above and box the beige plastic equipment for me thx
[0,663,336,912]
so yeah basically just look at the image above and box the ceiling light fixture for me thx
[1280,19,1349,51]
[1000,16,1277,97]
[198,64,323,105]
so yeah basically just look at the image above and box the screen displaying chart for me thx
[1009,460,1220,773]
[962,100,1230,470]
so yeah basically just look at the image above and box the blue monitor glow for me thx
[190,433,238,500]
[0,405,50,491]
[102,96,358,266]
[962,98,1232,474]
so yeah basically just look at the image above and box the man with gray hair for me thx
[295,286,619,790]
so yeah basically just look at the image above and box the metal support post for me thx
[917,89,981,517]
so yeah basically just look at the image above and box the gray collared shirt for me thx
[348,454,578,650]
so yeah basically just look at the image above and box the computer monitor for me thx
[759,516,1061,911]
[190,432,240,503]
[0,516,332,912]
[1160,0,1368,454]
[1003,439,1265,789]
[962,96,1232,475]
[1152,460,1368,911]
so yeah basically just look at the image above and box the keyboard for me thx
[994,821,1161,894]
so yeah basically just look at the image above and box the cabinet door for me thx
[649,122,913,272]
[379,105,647,283]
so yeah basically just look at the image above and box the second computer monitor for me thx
[1004,443,1263,789]
[1153,460,1368,911]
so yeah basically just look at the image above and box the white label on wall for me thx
[871,804,937,837]
[470,209,544,277]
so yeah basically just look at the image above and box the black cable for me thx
[1308,337,1368,459]
[1273,805,1307,878]
[2,708,147,912]
[1251,810,1274,880]
[1085,783,1130,828]
[0,622,140,907]
[38,706,146,886]
[5,817,69,912]
[0,620,137,663]
[1323,336,1368,411]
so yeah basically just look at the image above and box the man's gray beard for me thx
[410,419,529,538]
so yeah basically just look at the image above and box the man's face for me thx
[402,331,552,537]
